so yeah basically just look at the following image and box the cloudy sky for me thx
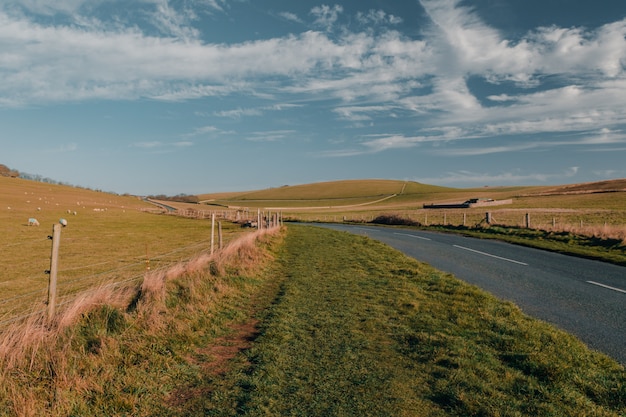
[1,0,625,195]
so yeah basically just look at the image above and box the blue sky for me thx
[1,0,626,195]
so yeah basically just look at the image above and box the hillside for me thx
[199,179,459,209]
[193,178,626,212]
[0,176,247,321]
[527,178,626,195]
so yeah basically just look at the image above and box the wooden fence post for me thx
[486,212,492,225]
[211,212,215,254]
[218,221,223,249]
[46,224,62,321]
[525,213,531,228]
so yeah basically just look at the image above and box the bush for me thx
[370,214,421,227]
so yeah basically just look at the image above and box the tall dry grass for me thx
[0,226,281,416]
[545,223,626,244]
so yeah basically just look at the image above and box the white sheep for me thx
[28,218,40,226]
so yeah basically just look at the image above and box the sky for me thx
[1,0,626,195]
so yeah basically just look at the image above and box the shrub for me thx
[370,214,422,227]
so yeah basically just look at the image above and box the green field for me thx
[0,177,247,322]
[1,225,623,416]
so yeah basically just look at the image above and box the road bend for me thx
[307,223,626,365]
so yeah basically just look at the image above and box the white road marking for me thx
[587,281,626,294]
[453,245,528,266]
[394,232,431,241]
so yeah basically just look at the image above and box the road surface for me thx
[308,223,626,365]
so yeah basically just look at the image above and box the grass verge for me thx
[232,225,625,416]
[425,224,626,266]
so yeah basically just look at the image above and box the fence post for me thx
[211,212,215,254]
[486,212,492,225]
[525,213,531,228]
[463,213,466,226]
[46,223,62,321]
[218,221,223,249]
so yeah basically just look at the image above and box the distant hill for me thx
[197,179,494,209]
[531,179,626,195]
[195,178,626,210]
[213,179,452,201]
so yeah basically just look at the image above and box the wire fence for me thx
[289,208,626,242]
[0,207,285,330]
[0,237,218,328]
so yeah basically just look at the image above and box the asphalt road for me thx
[308,223,626,365]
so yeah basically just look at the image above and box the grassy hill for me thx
[198,179,503,209]
[196,178,626,210]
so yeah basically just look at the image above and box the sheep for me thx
[28,218,40,226]
[59,218,68,227]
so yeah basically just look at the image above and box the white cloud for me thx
[187,125,219,136]
[132,141,163,149]
[201,0,226,12]
[416,167,580,186]
[279,11,302,24]
[148,0,200,40]
[356,10,402,26]
[214,103,302,118]
[1,0,625,163]
[310,4,343,32]
[7,0,91,15]
[333,105,396,121]
[131,140,193,149]
[247,130,295,142]
[214,108,262,118]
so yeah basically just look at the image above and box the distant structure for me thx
[423,198,513,209]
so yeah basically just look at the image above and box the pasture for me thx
[0,177,245,323]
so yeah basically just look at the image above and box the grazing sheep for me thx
[28,218,40,226]
[59,218,68,227]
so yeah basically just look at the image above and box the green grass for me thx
[426,224,626,266]
[1,221,624,416]
[228,226,625,416]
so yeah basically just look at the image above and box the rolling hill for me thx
[196,178,626,210]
